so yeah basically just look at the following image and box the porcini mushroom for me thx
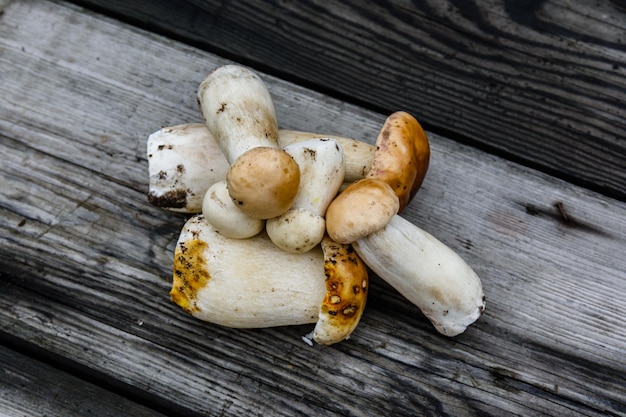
[147,124,229,212]
[202,180,265,239]
[266,138,345,253]
[146,123,376,213]
[197,65,300,219]
[170,215,367,345]
[326,111,485,336]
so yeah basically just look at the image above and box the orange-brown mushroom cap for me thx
[227,146,301,219]
[366,111,430,212]
[325,178,399,244]
[313,236,368,345]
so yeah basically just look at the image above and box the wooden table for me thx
[1,1,625,415]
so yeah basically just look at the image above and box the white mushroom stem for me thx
[202,180,264,239]
[266,138,345,253]
[351,215,485,337]
[147,124,229,212]
[146,123,375,213]
[172,216,325,328]
[278,129,374,183]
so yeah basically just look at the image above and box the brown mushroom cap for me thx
[366,111,430,212]
[313,236,369,345]
[325,178,399,244]
[227,146,301,219]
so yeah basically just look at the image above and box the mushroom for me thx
[170,215,368,345]
[147,124,229,212]
[146,123,375,213]
[266,138,345,253]
[197,65,300,219]
[202,180,265,239]
[326,111,485,336]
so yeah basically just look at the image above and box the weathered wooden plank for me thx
[65,0,626,201]
[0,342,171,417]
[1,1,625,416]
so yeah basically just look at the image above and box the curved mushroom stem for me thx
[352,215,485,337]
[197,65,280,162]
[266,138,345,253]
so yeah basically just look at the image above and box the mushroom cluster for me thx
[147,64,485,345]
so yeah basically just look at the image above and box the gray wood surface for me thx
[0,343,169,417]
[1,1,625,416]
[66,0,626,201]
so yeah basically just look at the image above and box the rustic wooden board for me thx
[65,0,626,201]
[0,342,170,417]
[1,1,625,416]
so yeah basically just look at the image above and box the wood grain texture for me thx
[0,343,170,417]
[65,0,626,201]
[1,1,625,416]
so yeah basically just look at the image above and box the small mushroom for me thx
[266,138,345,253]
[146,123,376,213]
[202,180,265,239]
[147,124,228,212]
[326,111,485,336]
[198,65,300,219]
[170,215,367,344]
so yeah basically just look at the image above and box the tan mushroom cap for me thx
[227,146,301,219]
[325,178,399,244]
[366,111,430,212]
[313,236,368,345]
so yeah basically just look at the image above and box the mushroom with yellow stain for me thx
[170,215,367,345]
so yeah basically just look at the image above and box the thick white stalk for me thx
[278,129,374,183]
[352,215,485,337]
[172,216,325,328]
[147,124,228,212]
